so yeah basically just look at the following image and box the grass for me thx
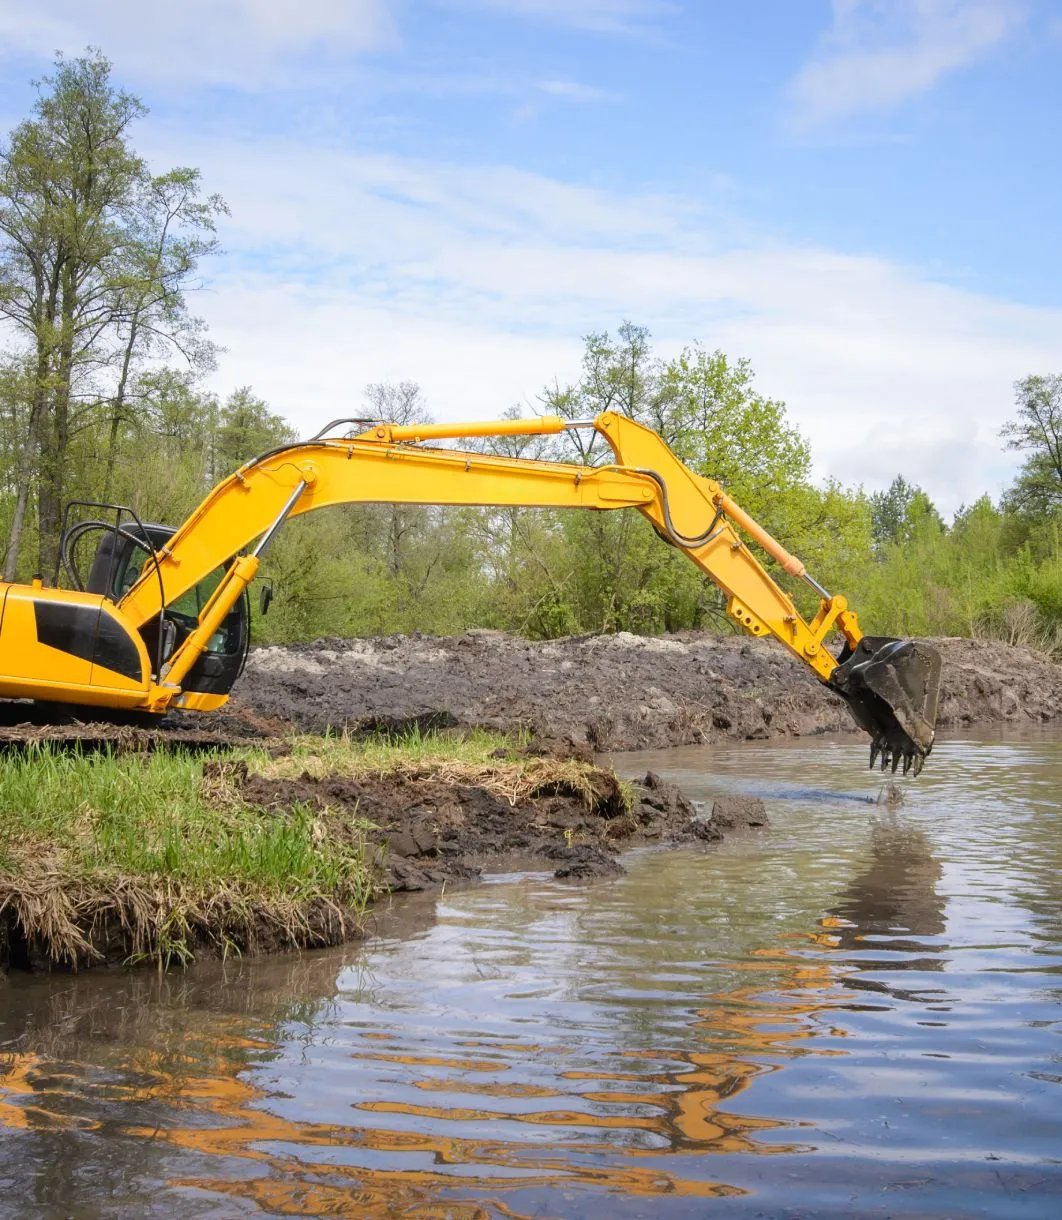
[0,727,614,971]
[0,740,377,970]
[0,744,352,893]
[258,726,621,811]
[265,725,525,782]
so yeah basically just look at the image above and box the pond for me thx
[2,730,1061,1217]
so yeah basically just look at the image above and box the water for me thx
[2,731,1062,1218]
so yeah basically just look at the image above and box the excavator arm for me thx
[0,412,941,772]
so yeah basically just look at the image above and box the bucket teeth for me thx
[830,636,941,778]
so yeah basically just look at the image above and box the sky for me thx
[1,0,1060,514]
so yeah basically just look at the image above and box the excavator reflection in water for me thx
[0,928,763,1214]
[0,814,959,1217]
[826,817,948,1005]
[0,412,940,773]
[0,919,863,1214]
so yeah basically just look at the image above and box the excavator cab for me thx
[75,519,250,697]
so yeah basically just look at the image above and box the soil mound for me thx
[215,631,1062,751]
[239,763,723,891]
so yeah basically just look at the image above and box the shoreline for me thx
[0,731,737,973]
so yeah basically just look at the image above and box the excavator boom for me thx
[0,411,941,772]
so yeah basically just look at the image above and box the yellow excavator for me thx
[0,412,941,773]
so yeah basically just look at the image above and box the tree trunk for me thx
[38,277,75,579]
[103,315,139,499]
[4,262,61,583]
[37,407,62,580]
[2,378,46,582]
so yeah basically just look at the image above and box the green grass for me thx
[0,729,519,884]
[0,744,350,895]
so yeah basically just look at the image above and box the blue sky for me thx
[1,0,1060,511]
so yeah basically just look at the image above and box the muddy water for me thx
[2,733,1062,1219]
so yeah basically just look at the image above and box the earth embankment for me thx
[222,632,1062,751]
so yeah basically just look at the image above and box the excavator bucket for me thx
[829,637,942,775]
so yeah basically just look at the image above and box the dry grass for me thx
[253,729,620,811]
[0,853,359,970]
[259,727,522,781]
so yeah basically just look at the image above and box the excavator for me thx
[0,412,941,774]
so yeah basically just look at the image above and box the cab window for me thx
[167,567,239,656]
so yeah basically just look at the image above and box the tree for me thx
[870,475,944,550]
[533,324,853,634]
[1001,374,1062,517]
[541,322,656,465]
[0,51,224,578]
[102,168,226,496]
[657,344,811,515]
[212,386,295,477]
[364,381,434,577]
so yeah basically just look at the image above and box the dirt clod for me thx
[710,796,769,829]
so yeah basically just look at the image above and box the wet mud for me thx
[237,763,724,891]
[217,631,1062,751]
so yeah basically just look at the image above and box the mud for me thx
[213,631,1062,752]
[709,795,769,829]
[237,764,723,891]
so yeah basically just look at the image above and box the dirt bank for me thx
[217,632,1062,752]
[237,759,724,893]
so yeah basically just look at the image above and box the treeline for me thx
[258,338,1062,660]
[2,54,1061,657]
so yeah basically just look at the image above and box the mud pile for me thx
[220,631,1062,752]
[239,763,723,890]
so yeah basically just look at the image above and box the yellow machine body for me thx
[0,581,151,709]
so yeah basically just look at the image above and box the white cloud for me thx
[533,78,620,102]
[142,132,1057,514]
[436,0,674,33]
[0,0,395,86]
[789,0,1023,128]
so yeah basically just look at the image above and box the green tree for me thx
[533,325,861,635]
[869,475,944,550]
[102,168,225,496]
[1001,374,1062,517]
[212,386,295,477]
[657,345,810,505]
[0,51,224,578]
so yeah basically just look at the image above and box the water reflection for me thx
[827,818,949,1007]
[1,734,1062,1217]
